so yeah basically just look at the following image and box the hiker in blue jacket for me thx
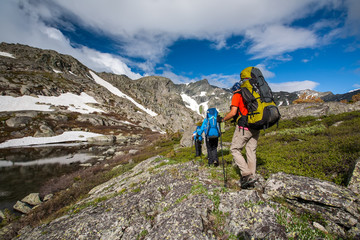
[192,126,203,157]
[200,108,220,167]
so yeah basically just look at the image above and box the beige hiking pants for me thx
[230,127,260,177]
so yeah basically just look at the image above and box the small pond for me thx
[0,143,109,214]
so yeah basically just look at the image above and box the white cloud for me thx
[255,64,275,79]
[83,48,142,79]
[270,80,319,92]
[1,0,357,86]
[246,25,317,59]
[0,0,141,79]
[1,0,345,70]
[344,0,360,37]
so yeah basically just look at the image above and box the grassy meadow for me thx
[169,110,360,187]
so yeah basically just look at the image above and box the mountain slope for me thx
[0,42,204,141]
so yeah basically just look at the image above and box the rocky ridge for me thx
[0,42,203,138]
[278,101,360,120]
[3,156,359,239]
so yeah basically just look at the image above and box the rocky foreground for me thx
[2,155,359,239]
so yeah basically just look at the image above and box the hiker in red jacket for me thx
[218,81,260,189]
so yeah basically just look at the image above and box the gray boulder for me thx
[0,210,5,220]
[264,172,360,237]
[21,193,42,206]
[348,158,360,195]
[34,124,54,137]
[279,101,360,120]
[180,125,196,147]
[5,116,31,128]
[13,201,32,214]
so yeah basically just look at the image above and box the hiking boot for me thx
[240,175,257,189]
[214,161,219,167]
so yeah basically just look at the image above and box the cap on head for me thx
[230,82,241,92]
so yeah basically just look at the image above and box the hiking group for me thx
[192,66,280,189]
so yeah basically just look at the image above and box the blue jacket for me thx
[193,126,203,141]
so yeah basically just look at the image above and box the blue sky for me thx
[0,0,360,94]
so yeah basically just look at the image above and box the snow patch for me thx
[0,153,93,167]
[199,91,206,97]
[0,131,103,149]
[89,71,157,117]
[349,88,360,93]
[0,51,15,58]
[181,93,199,113]
[52,69,63,73]
[0,92,103,114]
[180,93,208,116]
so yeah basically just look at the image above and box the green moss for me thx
[276,206,334,240]
[132,187,141,193]
[70,195,109,214]
[136,229,148,240]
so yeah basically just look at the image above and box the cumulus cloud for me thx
[345,0,360,37]
[0,0,141,79]
[82,48,142,79]
[270,80,319,92]
[3,0,345,67]
[1,0,358,88]
[246,25,317,59]
[255,64,275,79]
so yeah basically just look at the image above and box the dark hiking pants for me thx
[206,137,219,165]
[195,140,202,157]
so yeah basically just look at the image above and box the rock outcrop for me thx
[10,156,360,240]
[278,101,360,120]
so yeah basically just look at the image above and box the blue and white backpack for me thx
[205,108,220,138]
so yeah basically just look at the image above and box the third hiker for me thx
[192,125,203,157]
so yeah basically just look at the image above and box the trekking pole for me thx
[219,122,227,188]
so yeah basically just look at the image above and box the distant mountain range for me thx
[273,89,360,106]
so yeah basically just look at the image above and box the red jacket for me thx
[231,92,248,116]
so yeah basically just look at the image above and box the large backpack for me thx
[205,108,220,138]
[239,67,281,130]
